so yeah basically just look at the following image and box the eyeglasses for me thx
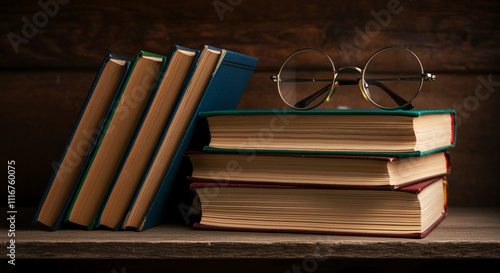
[271,46,436,110]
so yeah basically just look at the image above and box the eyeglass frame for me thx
[271,46,437,110]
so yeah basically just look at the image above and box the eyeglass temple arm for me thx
[364,80,414,110]
[271,75,335,108]
[360,73,436,109]
[339,79,411,109]
[270,73,435,83]
[371,73,437,82]
[291,79,413,110]
[293,83,333,108]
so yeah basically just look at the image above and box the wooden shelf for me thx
[3,207,499,260]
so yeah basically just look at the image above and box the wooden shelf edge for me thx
[13,240,500,260]
[2,207,499,259]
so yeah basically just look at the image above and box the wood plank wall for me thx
[1,0,499,207]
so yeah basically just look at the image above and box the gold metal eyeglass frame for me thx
[271,46,436,110]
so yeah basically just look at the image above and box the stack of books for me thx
[187,109,456,238]
[33,45,258,231]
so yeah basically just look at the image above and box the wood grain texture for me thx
[1,0,500,208]
[1,0,499,71]
[2,207,499,259]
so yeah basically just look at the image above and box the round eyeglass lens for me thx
[362,47,424,109]
[278,49,335,110]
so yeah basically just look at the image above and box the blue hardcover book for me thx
[95,46,199,230]
[122,45,258,231]
[33,54,132,230]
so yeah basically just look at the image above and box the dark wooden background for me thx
[1,0,499,210]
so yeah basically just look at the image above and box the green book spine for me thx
[200,108,456,118]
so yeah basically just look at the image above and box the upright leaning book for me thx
[65,51,167,229]
[123,46,258,231]
[202,109,456,156]
[96,46,199,230]
[33,54,131,230]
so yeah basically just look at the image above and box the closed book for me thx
[123,46,258,231]
[201,109,456,157]
[33,54,132,230]
[65,51,167,229]
[187,151,450,189]
[191,177,448,238]
[96,46,199,230]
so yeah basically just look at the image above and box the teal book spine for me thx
[200,108,456,118]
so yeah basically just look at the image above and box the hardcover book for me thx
[201,109,456,157]
[122,46,258,231]
[187,151,450,189]
[191,177,448,238]
[65,51,167,229]
[33,54,132,230]
[96,46,199,230]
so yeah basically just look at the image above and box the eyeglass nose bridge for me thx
[332,67,368,102]
[326,66,363,102]
[337,66,363,74]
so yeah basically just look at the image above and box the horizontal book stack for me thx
[187,109,456,238]
[33,45,258,231]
